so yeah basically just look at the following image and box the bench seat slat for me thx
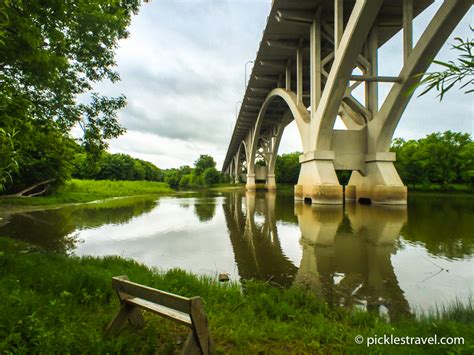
[112,277,191,314]
[124,297,193,327]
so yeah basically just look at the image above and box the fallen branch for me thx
[0,178,56,198]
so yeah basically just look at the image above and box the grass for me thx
[0,237,472,354]
[0,179,173,206]
[209,183,245,191]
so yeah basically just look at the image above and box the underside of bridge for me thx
[222,0,471,204]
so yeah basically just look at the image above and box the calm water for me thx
[1,191,473,317]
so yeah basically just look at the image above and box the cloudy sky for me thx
[95,0,473,169]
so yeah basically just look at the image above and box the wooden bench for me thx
[105,276,215,354]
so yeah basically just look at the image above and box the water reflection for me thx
[224,191,411,319]
[402,194,474,258]
[0,197,158,252]
[296,203,410,320]
[223,191,297,286]
[194,198,217,222]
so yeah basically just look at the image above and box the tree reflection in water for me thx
[0,196,159,253]
[194,198,217,222]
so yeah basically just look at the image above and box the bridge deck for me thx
[222,0,433,172]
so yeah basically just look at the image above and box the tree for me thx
[141,161,163,182]
[179,174,191,188]
[459,142,474,187]
[194,155,216,176]
[74,152,163,182]
[0,0,145,193]
[392,132,472,189]
[0,128,19,191]
[164,170,181,189]
[202,167,220,186]
[418,28,473,100]
[275,152,301,184]
[392,138,427,188]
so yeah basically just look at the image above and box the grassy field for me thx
[0,179,173,206]
[209,183,245,191]
[0,237,472,354]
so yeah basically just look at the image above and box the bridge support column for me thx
[295,151,343,205]
[246,173,256,191]
[233,159,240,184]
[265,174,276,191]
[346,153,407,204]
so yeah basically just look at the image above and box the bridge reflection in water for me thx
[223,191,410,320]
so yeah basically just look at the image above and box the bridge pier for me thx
[265,174,277,191]
[245,173,256,191]
[347,159,407,205]
[295,153,343,204]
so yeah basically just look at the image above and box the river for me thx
[1,190,472,319]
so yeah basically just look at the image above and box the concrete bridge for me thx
[221,0,471,204]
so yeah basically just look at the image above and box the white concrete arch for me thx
[245,88,310,190]
[251,88,310,155]
[239,139,249,163]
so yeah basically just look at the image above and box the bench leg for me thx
[105,304,131,336]
[104,303,145,336]
[189,298,215,354]
[127,306,146,328]
[182,332,201,355]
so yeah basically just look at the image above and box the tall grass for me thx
[0,237,472,354]
[0,179,173,206]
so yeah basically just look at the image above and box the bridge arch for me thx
[246,88,309,190]
[231,140,248,183]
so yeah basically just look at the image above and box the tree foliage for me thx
[194,155,216,176]
[73,152,163,182]
[163,155,223,189]
[0,0,144,193]
[275,152,301,184]
[0,128,19,191]
[418,28,473,100]
[164,170,181,189]
[392,131,473,188]
[202,167,220,186]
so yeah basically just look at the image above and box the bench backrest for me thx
[108,275,214,354]
[112,276,195,314]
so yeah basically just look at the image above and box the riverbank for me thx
[0,179,173,206]
[408,183,473,194]
[0,237,471,354]
[3,179,469,208]
[209,183,245,191]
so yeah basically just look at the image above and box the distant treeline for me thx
[392,131,473,188]
[163,154,228,189]
[274,131,473,189]
[72,152,226,189]
[73,152,164,182]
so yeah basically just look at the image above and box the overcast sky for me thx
[95,0,473,169]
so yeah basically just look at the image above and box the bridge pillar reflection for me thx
[223,191,298,285]
[294,202,410,319]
